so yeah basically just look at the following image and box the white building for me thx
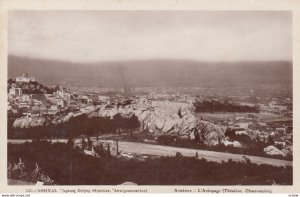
[20,94,32,102]
[234,122,249,129]
[57,99,65,108]
[56,89,71,100]
[276,127,287,133]
[258,122,267,127]
[19,102,30,108]
[98,95,110,102]
[16,73,35,83]
[9,87,22,97]
[33,99,43,106]
[50,105,59,111]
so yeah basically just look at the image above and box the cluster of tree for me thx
[117,99,133,107]
[8,141,292,185]
[112,113,140,137]
[194,100,259,113]
[225,128,275,147]
[65,113,140,141]
[8,113,140,140]
[7,79,59,94]
[157,135,177,145]
[224,129,291,159]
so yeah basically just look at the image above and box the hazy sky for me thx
[8,11,292,62]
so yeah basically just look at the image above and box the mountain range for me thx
[8,55,292,88]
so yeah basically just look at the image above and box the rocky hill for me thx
[12,99,226,146]
[95,99,226,145]
[8,79,58,94]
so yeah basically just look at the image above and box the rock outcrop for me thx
[97,99,226,145]
[13,116,45,128]
[12,98,226,146]
[195,120,226,146]
[223,139,242,148]
[264,145,286,157]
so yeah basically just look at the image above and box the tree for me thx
[68,117,76,140]
[95,117,102,140]
[88,117,98,140]
[194,129,200,142]
[263,136,266,144]
[218,136,222,145]
[100,117,111,135]
[256,134,260,142]
[106,144,111,157]
[87,136,93,150]
[113,113,124,131]
[116,140,119,155]
[67,138,74,149]
[81,136,86,151]
[178,109,182,118]
[175,152,183,157]
[267,135,274,145]
[126,115,140,138]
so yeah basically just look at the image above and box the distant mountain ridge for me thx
[8,55,292,88]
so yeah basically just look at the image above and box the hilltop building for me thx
[16,73,35,83]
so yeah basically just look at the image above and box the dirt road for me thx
[116,141,292,167]
[8,139,292,167]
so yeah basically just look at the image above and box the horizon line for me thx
[8,54,293,65]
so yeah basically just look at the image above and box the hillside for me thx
[8,55,292,88]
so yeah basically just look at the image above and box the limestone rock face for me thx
[13,116,45,128]
[195,120,226,146]
[223,140,242,148]
[95,99,226,146]
[13,98,226,146]
[95,140,118,156]
[264,145,286,157]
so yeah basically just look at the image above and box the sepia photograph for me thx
[6,10,293,186]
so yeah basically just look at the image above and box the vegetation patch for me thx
[8,141,292,185]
